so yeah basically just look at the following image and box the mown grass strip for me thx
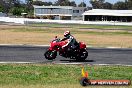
[12,27,132,35]
[1,84,131,88]
[28,23,132,30]
[0,64,131,86]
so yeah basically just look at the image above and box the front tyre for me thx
[44,50,57,60]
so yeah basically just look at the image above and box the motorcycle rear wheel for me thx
[44,50,57,60]
[77,49,88,61]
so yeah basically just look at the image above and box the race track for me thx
[0,45,132,65]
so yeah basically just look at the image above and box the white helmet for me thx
[64,31,70,37]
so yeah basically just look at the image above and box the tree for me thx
[0,0,5,7]
[0,0,10,13]
[0,0,22,13]
[42,2,53,6]
[25,0,33,15]
[55,0,70,6]
[70,1,76,7]
[25,0,33,4]
[127,0,132,9]
[10,7,26,16]
[90,0,105,9]
[33,1,44,6]
[0,5,4,12]
[33,1,53,6]
[13,0,21,7]
[26,0,33,10]
[78,2,86,7]
[103,2,112,9]
[55,0,74,6]
[112,1,127,10]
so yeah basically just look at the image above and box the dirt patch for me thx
[0,24,24,30]
[75,34,132,48]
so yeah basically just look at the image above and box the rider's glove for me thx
[62,46,65,49]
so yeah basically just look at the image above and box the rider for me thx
[61,31,78,50]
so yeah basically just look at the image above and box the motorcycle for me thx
[44,36,88,61]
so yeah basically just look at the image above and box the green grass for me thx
[12,27,132,35]
[12,23,132,35]
[0,64,132,86]
[28,23,132,30]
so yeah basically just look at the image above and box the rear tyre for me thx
[77,49,88,61]
[44,50,57,60]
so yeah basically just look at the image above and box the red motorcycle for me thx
[44,36,88,61]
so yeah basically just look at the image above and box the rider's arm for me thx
[62,36,73,48]
[61,37,67,41]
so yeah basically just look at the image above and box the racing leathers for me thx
[61,34,78,50]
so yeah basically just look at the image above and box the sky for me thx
[20,0,125,6]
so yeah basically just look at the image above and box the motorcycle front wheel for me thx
[44,50,57,60]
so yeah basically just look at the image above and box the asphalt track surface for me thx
[0,45,132,65]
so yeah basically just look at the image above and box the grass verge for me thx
[0,64,131,88]
[0,24,132,48]
[29,23,132,30]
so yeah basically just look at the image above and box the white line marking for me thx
[0,62,35,64]
[55,63,132,66]
[94,64,132,67]
[55,62,83,65]
[0,44,49,47]
[0,62,132,66]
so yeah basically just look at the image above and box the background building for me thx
[33,5,86,20]
[83,9,132,22]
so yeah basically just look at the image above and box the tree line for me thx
[0,0,132,16]
[90,0,132,10]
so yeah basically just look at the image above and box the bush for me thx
[10,7,26,16]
